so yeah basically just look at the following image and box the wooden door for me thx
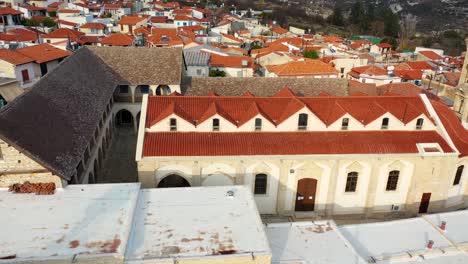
[418,193,431,214]
[21,69,29,82]
[295,178,317,211]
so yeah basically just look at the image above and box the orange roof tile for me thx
[15,43,71,63]
[0,49,34,65]
[419,50,443,60]
[266,60,338,77]
[118,15,147,25]
[58,9,80,13]
[350,65,387,76]
[393,69,422,80]
[80,22,106,29]
[271,26,288,35]
[0,7,23,15]
[405,61,435,70]
[100,33,134,46]
[323,35,343,43]
[43,28,84,41]
[210,54,253,68]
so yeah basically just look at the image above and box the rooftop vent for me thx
[160,35,169,42]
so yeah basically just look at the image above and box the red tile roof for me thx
[405,61,435,70]
[174,15,194,21]
[393,69,423,80]
[350,65,387,76]
[150,16,168,23]
[118,15,147,25]
[43,28,85,40]
[376,83,424,96]
[146,28,183,46]
[104,3,121,10]
[0,7,23,15]
[100,33,134,46]
[58,9,81,13]
[0,49,34,65]
[266,59,338,77]
[210,54,253,68]
[20,4,46,11]
[15,43,71,63]
[377,43,392,48]
[442,72,460,87]
[419,50,443,60]
[0,28,39,42]
[271,26,288,35]
[143,131,453,157]
[80,22,106,29]
[432,100,468,157]
[323,35,343,43]
[145,96,432,128]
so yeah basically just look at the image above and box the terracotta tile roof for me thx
[178,25,204,32]
[442,72,460,87]
[419,50,443,60]
[0,49,34,65]
[147,28,183,46]
[100,33,134,46]
[0,7,23,15]
[43,28,85,41]
[323,35,343,43]
[348,79,377,96]
[79,35,104,44]
[174,15,194,21]
[393,69,422,80]
[266,59,338,77]
[134,26,151,35]
[0,28,39,42]
[271,26,288,35]
[150,16,168,23]
[104,4,121,9]
[210,54,253,68]
[80,22,106,29]
[432,100,468,157]
[58,19,78,27]
[377,43,392,48]
[172,9,191,16]
[58,9,80,13]
[405,61,435,70]
[145,95,432,128]
[350,65,387,76]
[48,2,62,8]
[376,83,424,96]
[143,131,453,157]
[118,15,147,25]
[221,33,242,43]
[15,43,71,63]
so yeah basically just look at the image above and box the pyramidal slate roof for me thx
[0,46,183,180]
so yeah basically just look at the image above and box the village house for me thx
[100,33,135,47]
[0,46,184,187]
[0,7,23,26]
[369,43,392,62]
[42,28,85,48]
[348,65,401,85]
[210,54,253,77]
[17,4,46,19]
[79,22,108,35]
[0,49,35,87]
[103,3,131,19]
[118,15,148,34]
[14,43,71,77]
[0,28,40,48]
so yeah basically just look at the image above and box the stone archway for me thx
[156,85,171,95]
[157,174,191,188]
[115,109,134,128]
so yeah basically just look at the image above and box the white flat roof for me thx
[125,186,270,263]
[0,183,140,262]
[339,218,454,262]
[265,221,366,264]
[380,252,468,264]
[424,210,468,246]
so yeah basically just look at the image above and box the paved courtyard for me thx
[98,127,138,183]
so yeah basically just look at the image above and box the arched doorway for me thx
[295,178,317,211]
[157,174,190,188]
[156,85,171,95]
[115,109,134,127]
[202,173,233,186]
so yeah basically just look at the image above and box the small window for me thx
[341,118,349,130]
[340,67,345,74]
[386,170,399,191]
[416,118,424,129]
[453,165,464,185]
[298,113,308,130]
[170,118,177,131]
[212,118,220,131]
[381,117,389,129]
[255,118,262,131]
[119,85,129,93]
[139,85,150,94]
[345,172,358,192]
[254,174,267,194]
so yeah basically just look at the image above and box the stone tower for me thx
[452,39,468,123]
[459,38,468,85]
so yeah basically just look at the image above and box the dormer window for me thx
[341,118,349,130]
[416,118,424,130]
[170,118,177,131]
[381,118,389,129]
[255,118,262,131]
[212,118,220,131]
[298,113,308,130]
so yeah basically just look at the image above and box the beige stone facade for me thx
[0,139,64,187]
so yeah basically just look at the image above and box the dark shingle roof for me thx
[183,51,210,66]
[0,46,184,180]
[183,77,349,96]
[87,46,183,85]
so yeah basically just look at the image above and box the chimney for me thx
[440,221,446,231]
[427,240,434,249]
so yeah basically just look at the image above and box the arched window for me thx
[212,118,220,131]
[453,165,464,185]
[416,118,424,129]
[386,170,400,191]
[156,85,171,95]
[255,118,262,131]
[341,118,349,130]
[298,113,308,130]
[345,172,358,192]
[381,117,389,129]
[254,174,267,195]
[170,118,177,131]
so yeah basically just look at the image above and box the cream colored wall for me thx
[138,152,467,217]
[147,108,436,132]
[257,53,293,66]
[331,58,368,78]
[0,139,64,187]
[211,66,253,77]
[0,60,15,78]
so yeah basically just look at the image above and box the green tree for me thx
[330,6,344,26]
[382,9,399,37]
[381,37,398,50]
[22,19,39,27]
[350,1,365,25]
[48,11,57,17]
[303,50,319,59]
[43,17,57,28]
[209,69,226,77]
